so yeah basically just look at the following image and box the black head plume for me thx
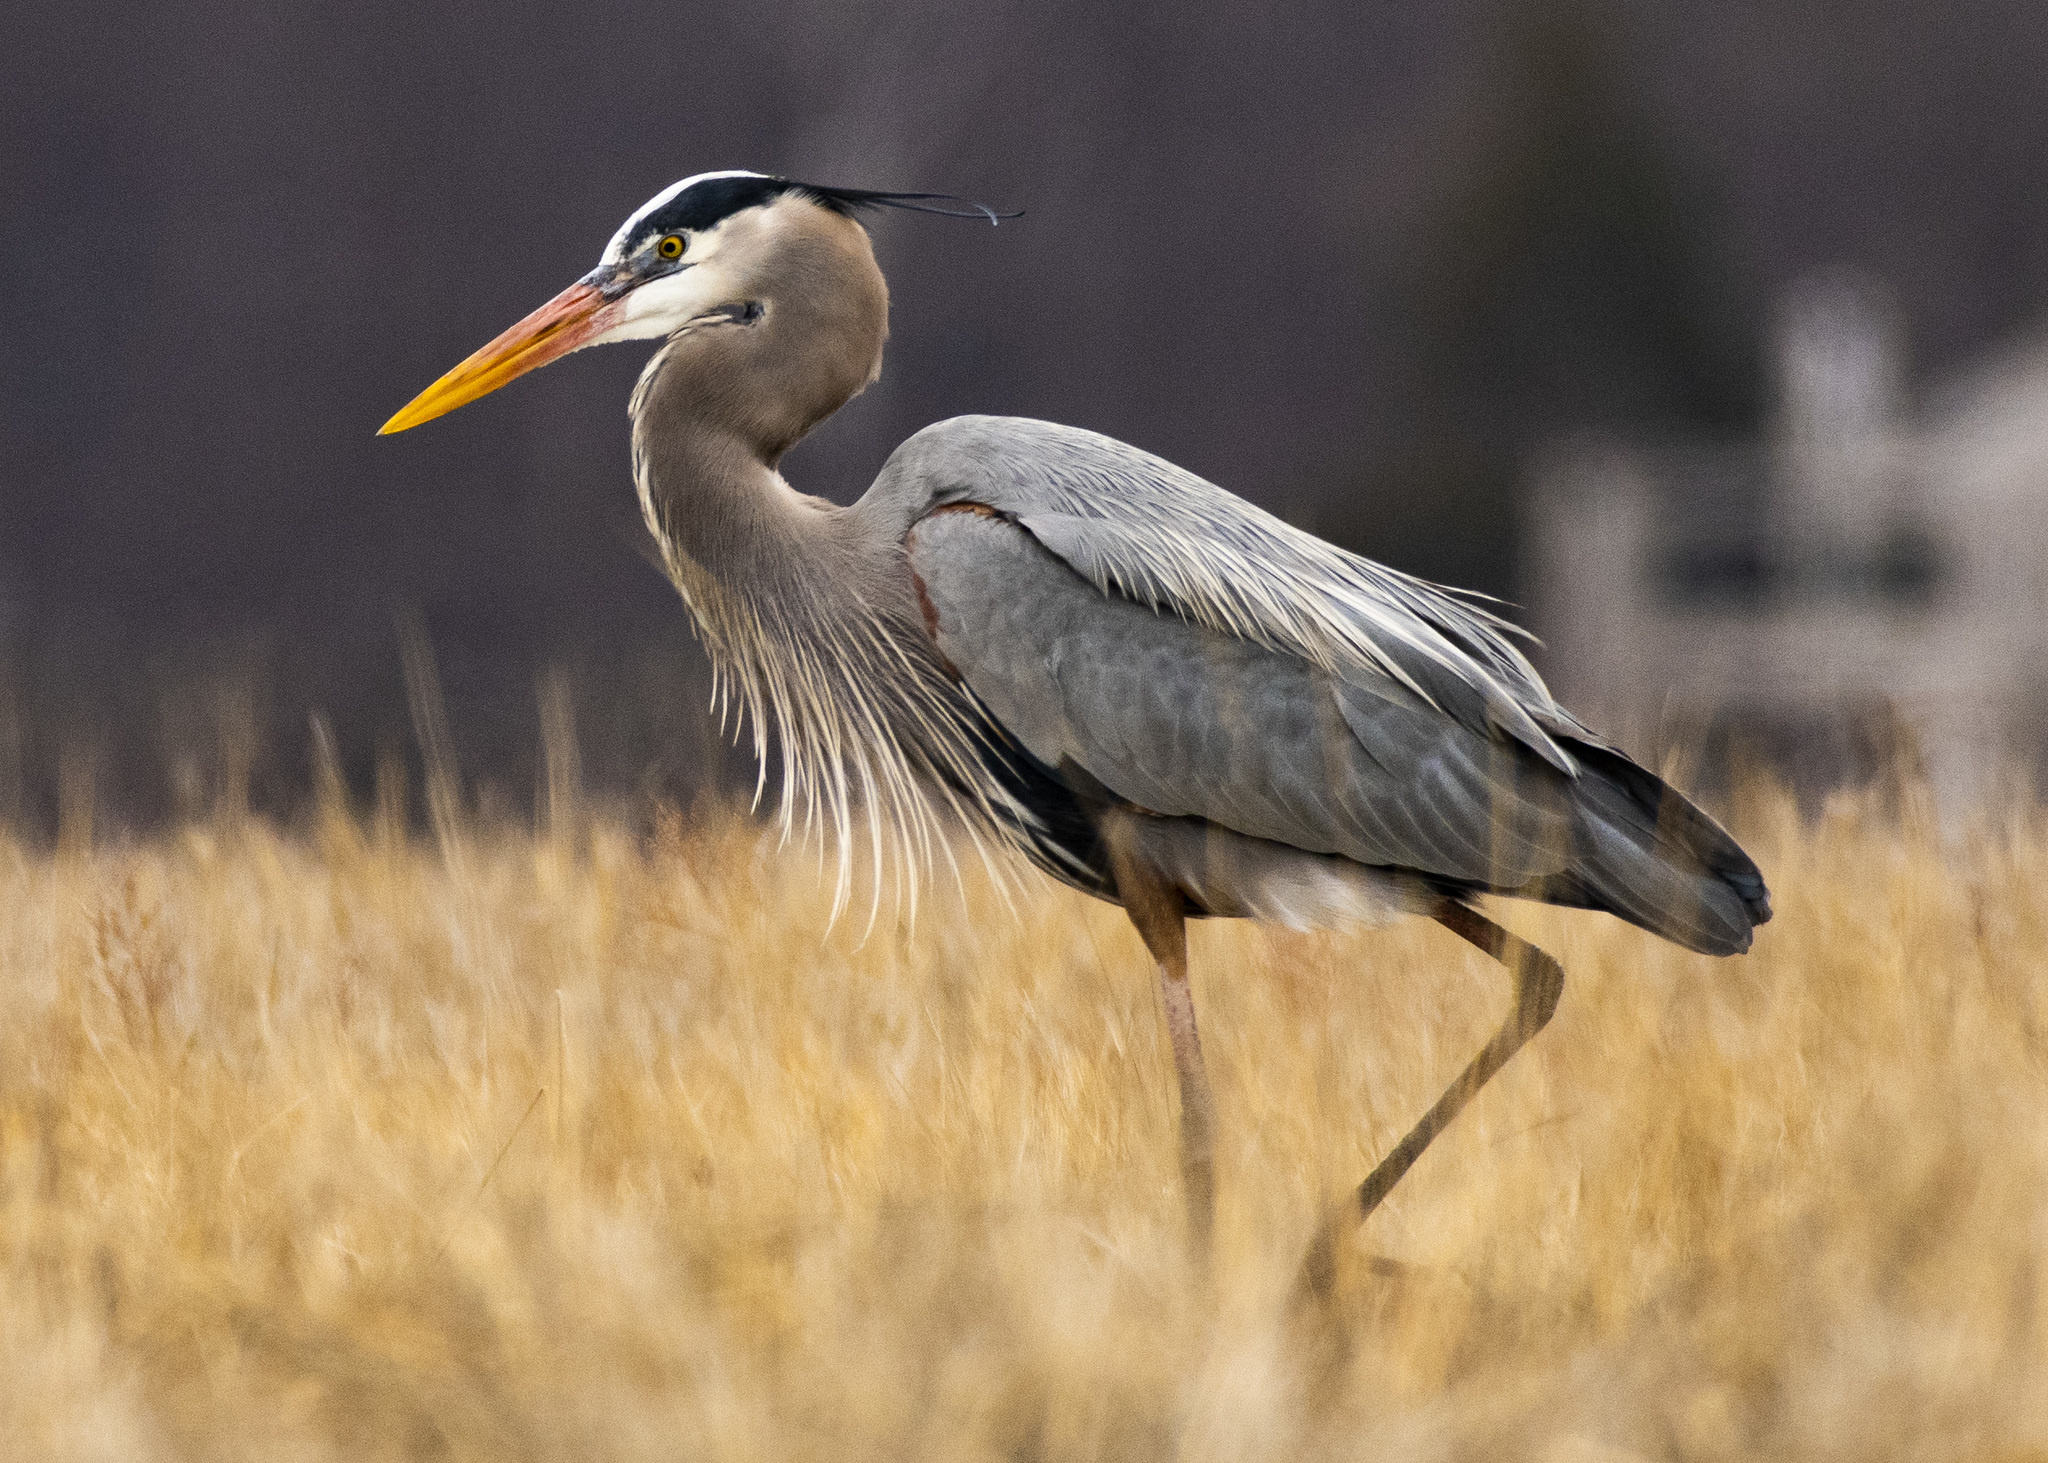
[607,171,1020,264]
[789,183,1021,226]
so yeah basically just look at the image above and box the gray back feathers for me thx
[866,417,1583,775]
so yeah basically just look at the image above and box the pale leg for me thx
[1296,901,1565,1300]
[1102,819,1216,1255]
[1152,937,1216,1254]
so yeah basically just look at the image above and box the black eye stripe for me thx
[621,175,790,258]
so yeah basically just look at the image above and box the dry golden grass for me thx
[2,786,2045,1460]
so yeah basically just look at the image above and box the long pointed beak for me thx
[379,280,614,435]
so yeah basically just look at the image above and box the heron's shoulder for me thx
[893,413,1148,463]
[884,409,1187,483]
[861,417,1578,772]
[866,415,1212,520]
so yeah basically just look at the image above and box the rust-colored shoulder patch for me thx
[900,544,961,682]
[927,500,1010,522]
[905,566,959,679]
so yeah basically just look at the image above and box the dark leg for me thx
[1101,820,1216,1256]
[1296,900,1565,1300]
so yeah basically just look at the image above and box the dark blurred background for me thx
[7,0,2048,830]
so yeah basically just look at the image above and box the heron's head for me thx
[380,170,1008,437]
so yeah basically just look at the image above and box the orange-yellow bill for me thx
[379,281,614,435]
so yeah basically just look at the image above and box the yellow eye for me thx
[656,234,685,260]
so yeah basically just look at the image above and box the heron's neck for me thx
[615,226,1010,912]
[631,415,835,622]
[627,248,888,615]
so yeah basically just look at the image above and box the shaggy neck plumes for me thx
[624,204,1022,922]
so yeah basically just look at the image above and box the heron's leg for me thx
[1102,827,1216,1255]
[1297,900,1564,1300]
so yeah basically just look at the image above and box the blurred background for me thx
[7,0,2048,832]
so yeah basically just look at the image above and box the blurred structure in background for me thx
[8,0,2048,829]
[1530,272,2048,806]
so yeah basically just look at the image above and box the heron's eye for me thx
[656,234,686,261]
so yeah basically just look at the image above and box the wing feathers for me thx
[909,508,1573,887]
[871,415,1576,769]
[878,416,1769,954]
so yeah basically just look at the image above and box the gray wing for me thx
[863,415,1591,776]
[879,419,1769,954]
[905,507,1576,888]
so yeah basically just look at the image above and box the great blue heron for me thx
[380,170,1770,1280]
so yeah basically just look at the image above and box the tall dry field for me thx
[1,787,2044,1459]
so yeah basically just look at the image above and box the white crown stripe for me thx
[601,170,772,264]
